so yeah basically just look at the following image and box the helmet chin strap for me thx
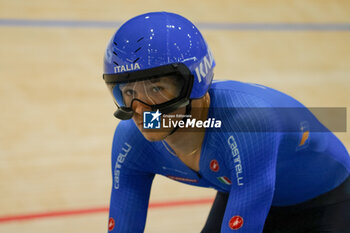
[166,99,192,137]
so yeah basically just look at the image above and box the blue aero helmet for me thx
[103,12,216,120]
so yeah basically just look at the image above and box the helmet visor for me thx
[103,63,193,111]
[117,75,184,107]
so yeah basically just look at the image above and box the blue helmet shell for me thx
[104,12,216,100]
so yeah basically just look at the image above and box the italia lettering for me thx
[114,63,140,73]
[195,50,214,83]
[228,136,244,186]
[114,142,132,189]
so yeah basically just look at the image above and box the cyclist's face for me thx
[121,75,185,141]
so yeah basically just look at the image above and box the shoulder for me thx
[209,80,305,108]
[208,80,279,130]
[206,81,283,154]
[209,80,273,109]
[111,120,155,171]
[112,120,145,148]
[208,80,316,133]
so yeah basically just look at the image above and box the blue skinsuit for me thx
[108,80,350,233]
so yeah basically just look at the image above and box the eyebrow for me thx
[149,79,160,83]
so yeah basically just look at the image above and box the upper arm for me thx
[108,121,155,233]
[221,130,280,232]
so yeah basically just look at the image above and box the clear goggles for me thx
[103,64,193,119]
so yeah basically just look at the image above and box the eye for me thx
[151,86,163,93]
[124,89,135,96]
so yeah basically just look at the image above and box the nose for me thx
[132,100,151,115]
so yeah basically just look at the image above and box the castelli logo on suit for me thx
[114,142,132,189]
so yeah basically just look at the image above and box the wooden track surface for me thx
[0,0,349,232]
